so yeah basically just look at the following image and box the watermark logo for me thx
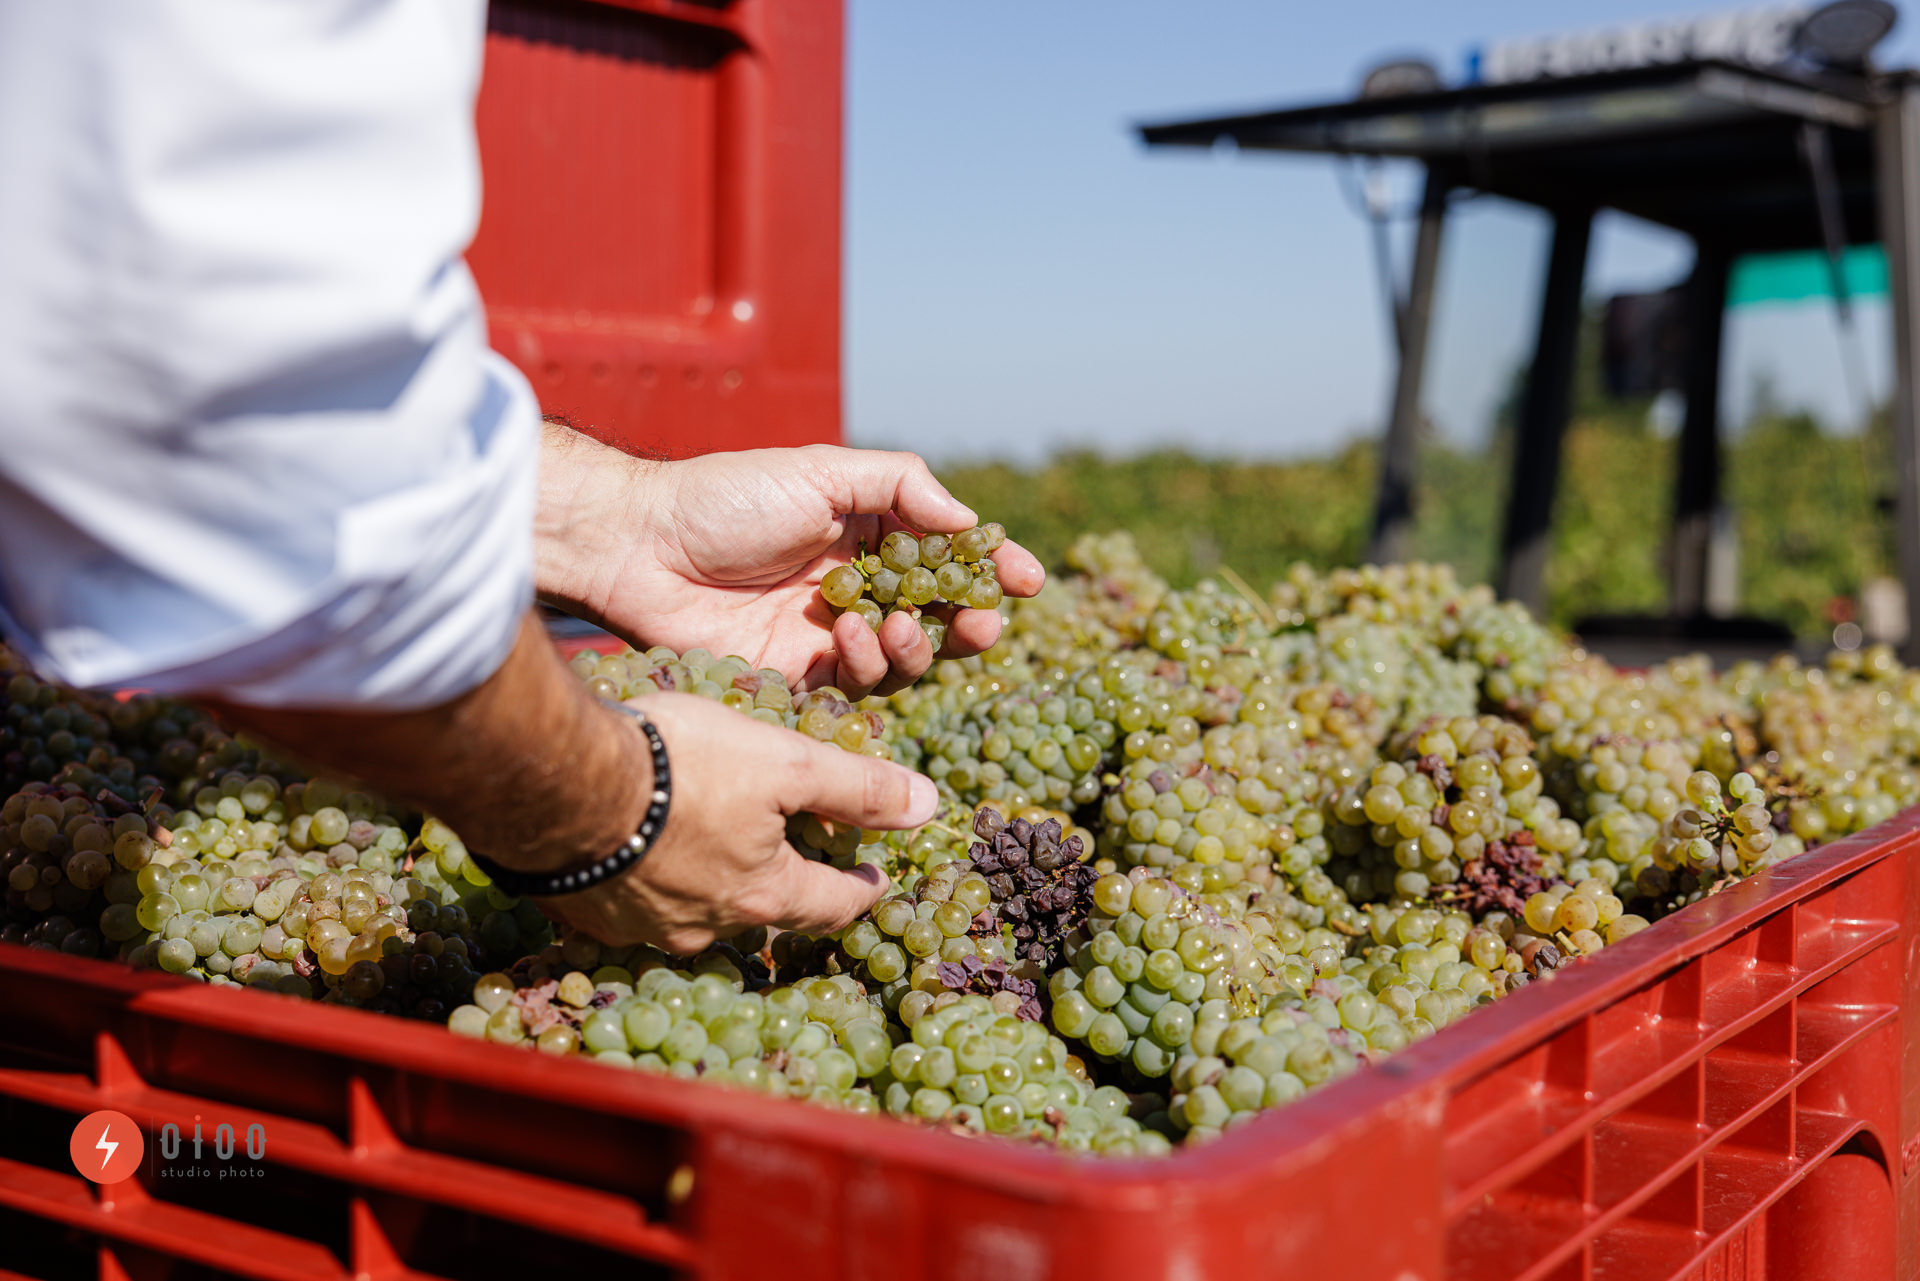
[69,1110,144,1185]
[155,1116,268,1179]
[67,1111,269,1184]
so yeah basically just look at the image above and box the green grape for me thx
[880,531,921,574]
[901,568,938,607]
[136,893,179,932]
[821,565,866,609]
[967,578,1004,610]
[156,937,196,974]
[934,562,972,600]
[918,534,953,567]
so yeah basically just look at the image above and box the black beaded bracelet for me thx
[465,701,671,898]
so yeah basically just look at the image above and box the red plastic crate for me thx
[472,0,843,456]
[3,809,1920,1279]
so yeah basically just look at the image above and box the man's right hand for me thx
[534,427,1045,699]
[537,691,935,953]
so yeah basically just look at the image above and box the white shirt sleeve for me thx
[0,0,538,710]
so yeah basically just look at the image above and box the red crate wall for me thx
[4,812,1920,1280]
[471,0,843,457]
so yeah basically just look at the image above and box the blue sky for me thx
[844,2,1913,465]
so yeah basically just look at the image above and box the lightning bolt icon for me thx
[94,1126,118,1170]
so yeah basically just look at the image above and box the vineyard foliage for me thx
[941,408,1892,639]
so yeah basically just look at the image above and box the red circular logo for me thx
[70,1110,144,1184]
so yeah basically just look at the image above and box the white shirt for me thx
[0,0,537,709]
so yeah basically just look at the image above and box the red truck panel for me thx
[471,0,843,456]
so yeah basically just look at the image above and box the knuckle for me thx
[803,909,851,937]
[661,927,714,956]
[785,737,824,784]
[796,444,844,484]
[828,891,872,932]
[735,887,784,926]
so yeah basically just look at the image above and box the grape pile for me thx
[9,530,1920,1157]
[452,945,893,1111]
[821,525,1008,652]
[0,661,543,1005]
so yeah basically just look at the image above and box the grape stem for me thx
[1214,564,1278,630]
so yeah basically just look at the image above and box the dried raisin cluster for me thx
[966,808,1098,967]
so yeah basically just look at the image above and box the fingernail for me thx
[908,774,937,821]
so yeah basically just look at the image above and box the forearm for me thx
[203,610,648,875]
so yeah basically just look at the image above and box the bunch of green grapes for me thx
[820,525,1008,652]
[1399,642,1486,734]
[1641,770,1795,887]
[1750,669,1905,800]
[1450,599,1560,709]
[776,856,1011,996]
[1164,907,1522,1146]
[1,652,245,803]
[1045,532,1167,646]
[1094,719,1380,942]
[1532,659,1730,766]
[1324,715,1567,904]
[455,955,887,1110]
[2,781,172,954]
[993,565,1132,668]
[570,646,795,723]
[1516,877,1651,959]
[1258,615,1478,738]
[1087,654,1377,890]
[139,790,500,999]
[1098,746,1286,888]
[0,766,499,1016]
[1164,1011,1356,1143]
[457,929,1168,1150]
[890,651,1039,755]
[1353,901,1528,1008]
[1045,868,1290,1083]
[881,991,1169,1152]
[1721,652,1920,842]
[788,810,1096,1005]
[1141,581,1273,660]
[1509,769,1792,960]
[1546,736,1692,889]
[574,644,894,765]
[1267,561,1493,635]
[910,667,1114,815]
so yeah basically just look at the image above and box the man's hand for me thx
[537,691,932,952]
[210,616,932,953]
[536,424,1044,698]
